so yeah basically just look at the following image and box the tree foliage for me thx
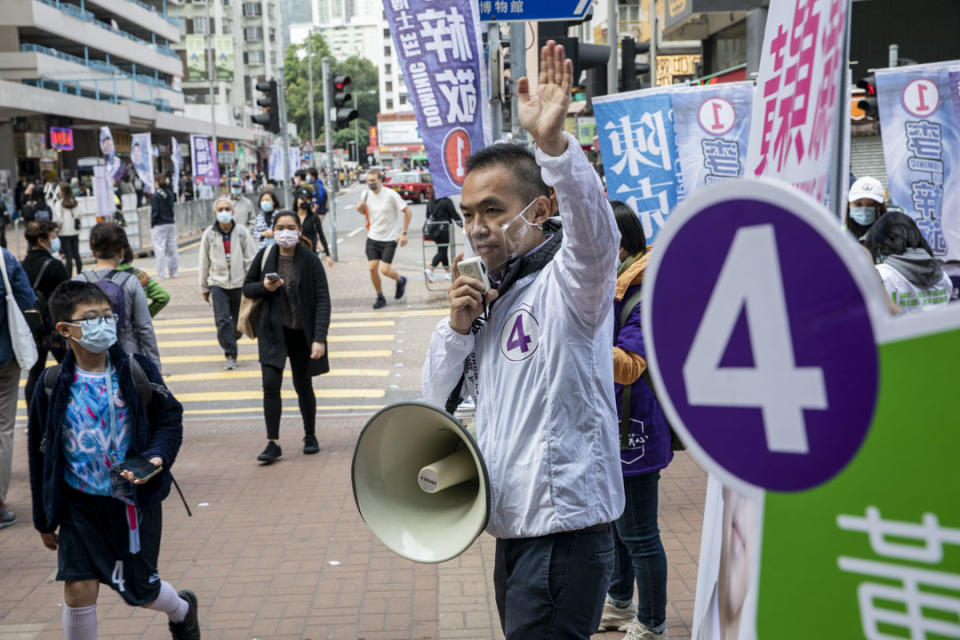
[282,32,380,153]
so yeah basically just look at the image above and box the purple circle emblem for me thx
[647,193,878,492]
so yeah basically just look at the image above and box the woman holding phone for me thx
[243,210,331,464]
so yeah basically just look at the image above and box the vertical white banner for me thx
[745,0,850,206]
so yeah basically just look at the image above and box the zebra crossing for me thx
[16,307,448,421]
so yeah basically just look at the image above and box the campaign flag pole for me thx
[322,57,339,262]
[829,0,853,218]
[488,22,503,141]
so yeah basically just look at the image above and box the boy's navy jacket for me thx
[27,344,183,533]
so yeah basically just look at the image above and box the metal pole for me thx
[649,0,657,87]
[307,30,317,169]
[206,0,218,172]
[509,22,526,144]
[830,0,854,219]
[277,73,291,209]
[607,0,617,92]
[322,57,339,261]
[353,93,359,162]
[488,22,503,141]
[888,43,899,68]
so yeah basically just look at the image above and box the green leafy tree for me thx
[282,39,380,153]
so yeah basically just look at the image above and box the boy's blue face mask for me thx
[66,316,118,353]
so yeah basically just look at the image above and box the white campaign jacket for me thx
[422,133,625,539]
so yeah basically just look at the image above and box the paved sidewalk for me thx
[0,413,706,639]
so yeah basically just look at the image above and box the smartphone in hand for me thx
[113,456,162,483]
[264,272,281,282]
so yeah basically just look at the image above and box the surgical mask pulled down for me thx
[468,199,541,268]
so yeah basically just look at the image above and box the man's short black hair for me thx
[308,167,319,178]
[48,281,112,324]
[89,222,125,260]
[295,170,306,180]
[464,143,549,205]
[610,201,647,256]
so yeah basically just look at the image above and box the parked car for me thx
[388,171,434,203]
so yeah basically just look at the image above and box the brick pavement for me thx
[0,212,711,639]
[0,410,706,639]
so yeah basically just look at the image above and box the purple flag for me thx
[190,135,220,188]
[382,0,490,198]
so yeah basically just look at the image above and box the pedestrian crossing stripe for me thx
[152,307,448,326]
[16,388,385,410]
[153,320,395,334]
[181,405,383,415]
[17,368,392,387]
[158,334,393,348]
[162,368,390,383]
[33,351,393,369]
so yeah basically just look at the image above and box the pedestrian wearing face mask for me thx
[21,221,70,406]
[199,198,257,371]
[845,176,887,242]
[252,192,278,249]
[73,223,161,371]
[243,211,330,464]
[27,281,201,640]
[227,177,255,226]
[356,169,412,309]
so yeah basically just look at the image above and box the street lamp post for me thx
[307,30,317,169]
[353,93,359,162]
[206,0,218,167]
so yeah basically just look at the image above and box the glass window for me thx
[192,17,209,34]
[386,98,393,110]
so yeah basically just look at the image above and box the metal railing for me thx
[23,77,173,112]
[35,0,181,60]
[19,44,180,92]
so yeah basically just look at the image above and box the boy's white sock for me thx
[148,580,189,623]
[63,604,97,640]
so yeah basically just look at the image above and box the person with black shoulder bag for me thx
[594,201,676,640]
[21,220,70,406]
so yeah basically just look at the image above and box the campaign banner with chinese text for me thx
[186,35,206,82]
[190,135,219,188]
[131,132,154,195]
[744,0,849,207]
[645,178,960,640]
[672,82,754,197]
[875,61,960,261]
[593,89,681,244]
[381,0,490,198]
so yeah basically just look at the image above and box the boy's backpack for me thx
[80,270,132,334]
[33,203,51,221]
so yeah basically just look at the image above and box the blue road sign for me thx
[479,0,592,22]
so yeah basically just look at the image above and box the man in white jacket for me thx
[421,42,625,639]
[199,197,257,370]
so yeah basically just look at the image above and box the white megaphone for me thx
[351,402,490,563]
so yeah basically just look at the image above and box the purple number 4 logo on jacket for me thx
[500,307,540,362]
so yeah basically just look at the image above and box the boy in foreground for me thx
[27,281,200,639]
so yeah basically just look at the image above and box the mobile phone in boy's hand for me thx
[264,272,280,282]
[113,456,162,483]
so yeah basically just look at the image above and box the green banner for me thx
[186,35,206,82]
[214,34,234,81]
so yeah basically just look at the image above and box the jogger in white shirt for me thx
[356,170,412,309]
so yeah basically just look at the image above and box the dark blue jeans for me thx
[494,526,615,639]
[608,472,668,632]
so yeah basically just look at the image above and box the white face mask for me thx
[274,229,301,248]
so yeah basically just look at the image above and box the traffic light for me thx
[251,79,280,134]
[330,74,359,131]
[621,37,652,91]
[856,74,879,119]
[538,22,609,85]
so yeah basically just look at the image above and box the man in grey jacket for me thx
[199,197,257,370]
[73,223,161,371]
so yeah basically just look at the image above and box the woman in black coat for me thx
[243,210,331,463]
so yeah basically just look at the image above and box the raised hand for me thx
[517,40,572,157]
